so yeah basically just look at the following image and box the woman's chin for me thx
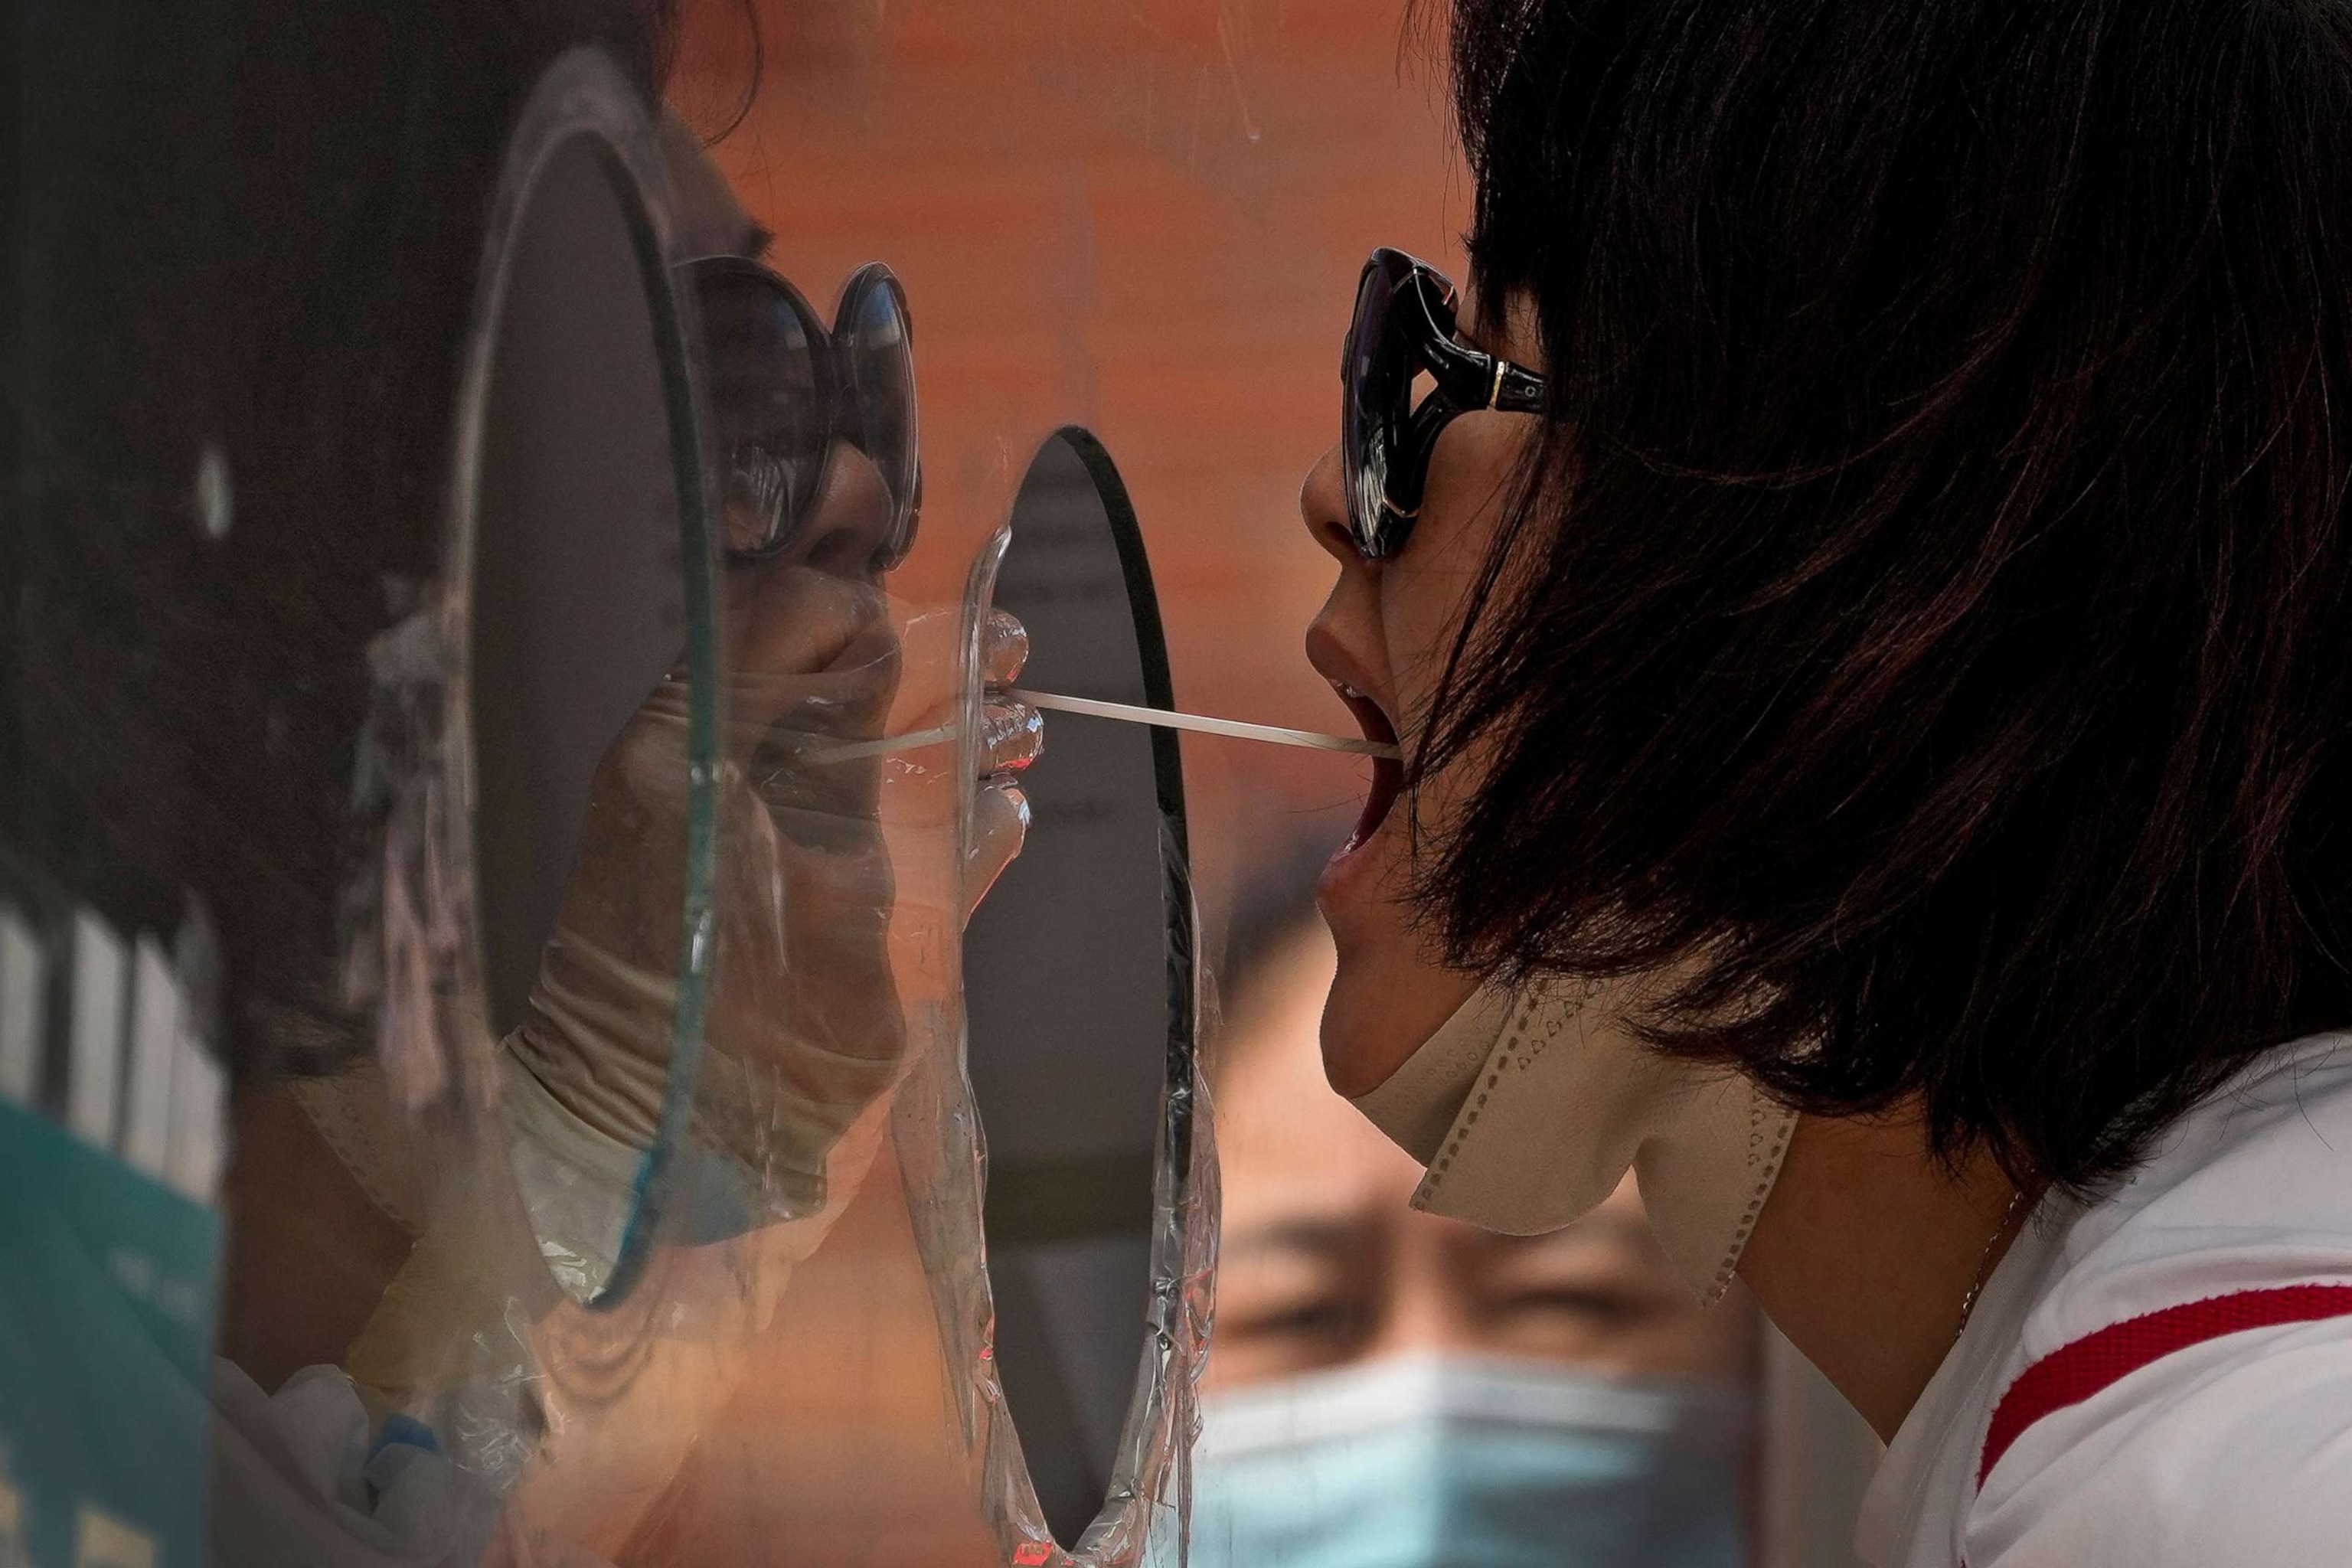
[1316,970,1393,1099]
[1315,931,1484,1099]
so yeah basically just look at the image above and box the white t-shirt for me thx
[1857,1031,2352,1567]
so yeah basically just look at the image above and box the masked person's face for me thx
[1194,926,1754,1568]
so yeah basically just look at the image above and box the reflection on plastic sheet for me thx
[9,38,1165,1567]
[3,0,1541,1561]
[34,47,1202,1568]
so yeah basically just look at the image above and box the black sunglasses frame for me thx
[1342,247,1547,560]
[678,254,923,570]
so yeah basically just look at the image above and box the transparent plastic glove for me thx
[501,553,1035,1233]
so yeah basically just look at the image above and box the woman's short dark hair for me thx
[1417,0,2352,1191]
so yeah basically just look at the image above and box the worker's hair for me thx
[5,0,678,1078]
[1413,0,2352,1191]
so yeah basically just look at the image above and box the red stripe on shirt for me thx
[1976,1283,2352,1488]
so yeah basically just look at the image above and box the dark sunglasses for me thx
[1342,247,1547,559]
[679,255,921,569]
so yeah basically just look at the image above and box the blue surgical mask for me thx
[1186,1354,1750,1568]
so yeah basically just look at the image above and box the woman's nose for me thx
[1299,444,1357,566]
[795,440,898,579]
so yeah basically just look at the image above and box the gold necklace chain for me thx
[1955,1185,2036,1344]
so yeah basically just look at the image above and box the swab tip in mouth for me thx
[1330,683,1404,851]
[1008,689,1402,759]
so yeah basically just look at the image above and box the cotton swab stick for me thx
[809,692,1402,763]
[815,723,962,763]
[1008,689,1401,760]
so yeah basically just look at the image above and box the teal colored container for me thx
[0,1098,220,1568]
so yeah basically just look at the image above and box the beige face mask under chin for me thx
[1349,978,1798,1304]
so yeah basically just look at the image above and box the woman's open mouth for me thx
[1333,682,1403,857]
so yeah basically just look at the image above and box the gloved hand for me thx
[500,547,1036,1259]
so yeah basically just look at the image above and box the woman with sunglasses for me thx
[1302,5,2352,1566]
